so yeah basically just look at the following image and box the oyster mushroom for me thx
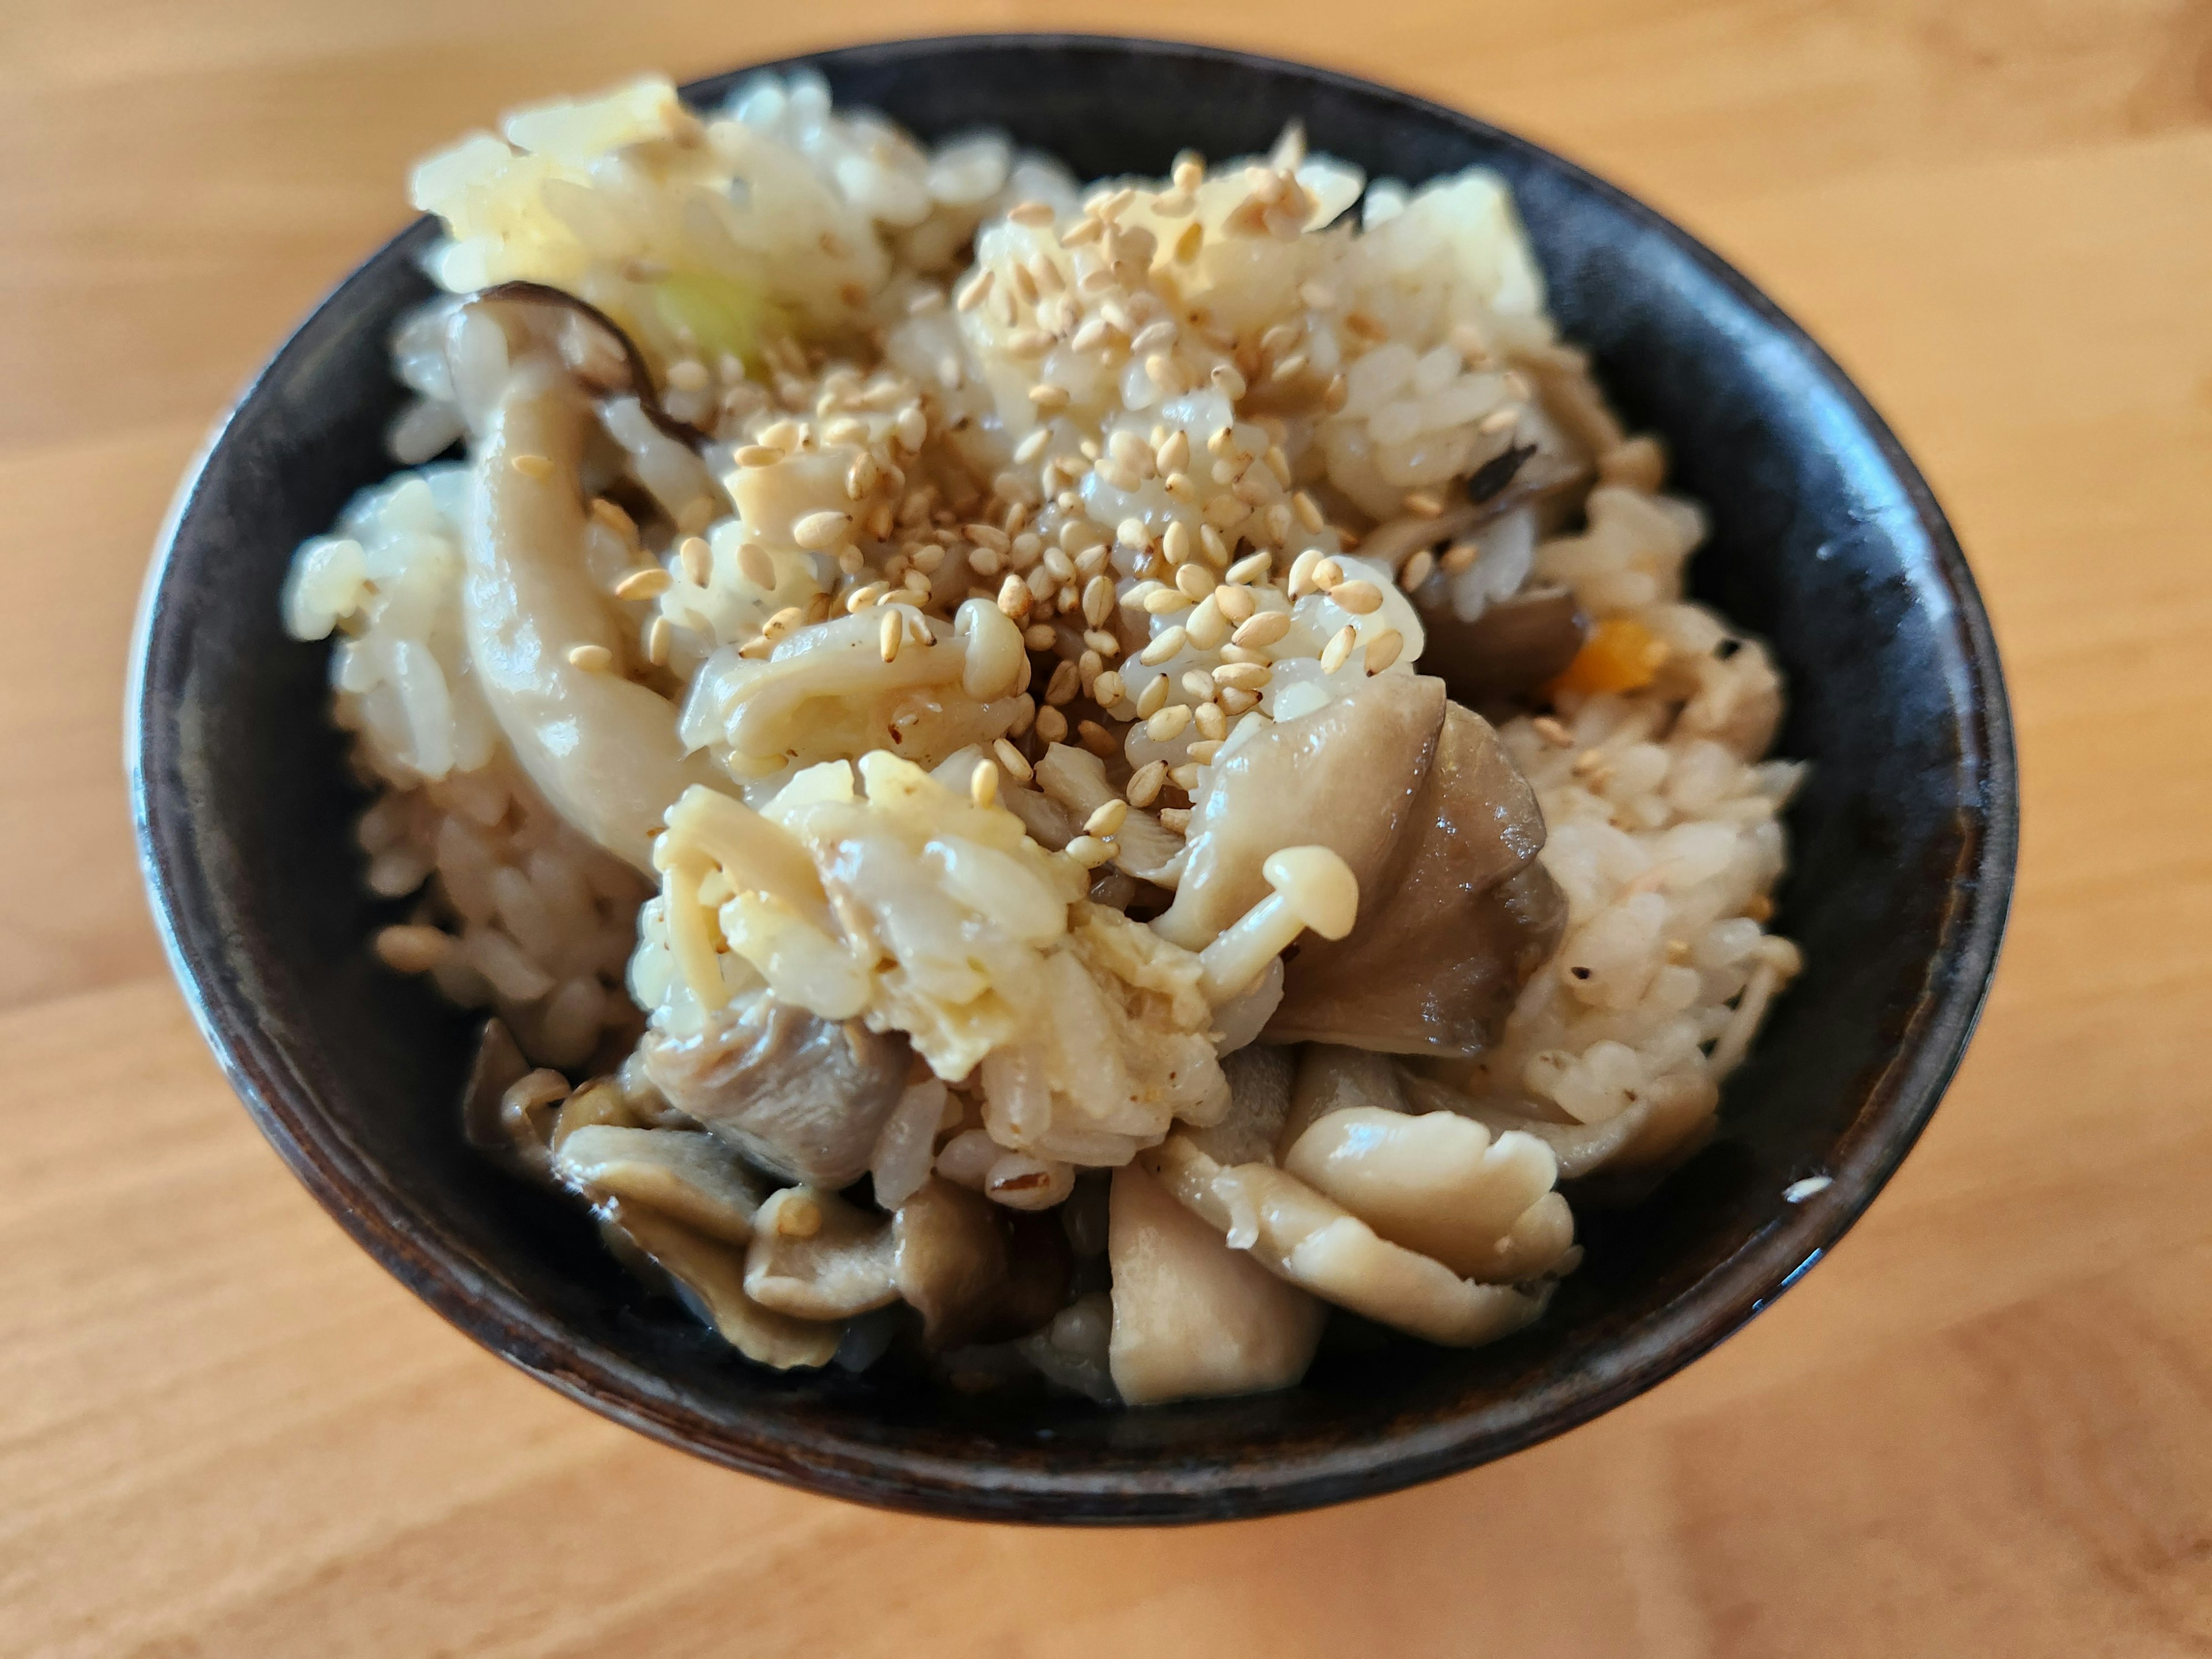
[1107,1160,1325,1406]
[552,1124,766,1246]
[1282,1108,1573,1283]
[744,1187,900,1319]
[889,1176,1010,1350]
[1181,1043,1298,1167]
[1267,696,1567,1055]
[1420,587,1589,707]
[600,1197,841,1370]
[1143,1136,1552,1348]
[639,992,911,1188]
[460,1018,558,1180]
[1277,1041,1407,1150]
[1033,744,1184,886]
[1404,1070,1718,1180]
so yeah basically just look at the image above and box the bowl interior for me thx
[132,36,2013,1522]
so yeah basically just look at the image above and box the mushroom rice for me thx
[284,72,1802,1405]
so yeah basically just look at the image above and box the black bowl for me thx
[128,34,2015,1523]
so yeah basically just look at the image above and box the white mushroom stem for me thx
[1197,846,1359,1004]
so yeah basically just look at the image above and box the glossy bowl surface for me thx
[130,35,2014,1524]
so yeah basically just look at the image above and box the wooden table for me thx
[5,1,2208,1652]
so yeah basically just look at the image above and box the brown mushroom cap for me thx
[1420,587,1589,708]
[1403,1070,1719,1181]
[554,1124,766,1246]
[600,1197,841,1370]
[890,1177,1010,1351]
[471,280,708,446]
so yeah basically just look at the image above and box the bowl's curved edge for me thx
[128,33,2018,1525]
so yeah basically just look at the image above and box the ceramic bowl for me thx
[130,34,2016,1524]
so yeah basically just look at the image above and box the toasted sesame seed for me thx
[1320,623,1358,675]
[567,642,615,674]
[1193,702,1229,742]
[1135,675,1171,718]
[611,566,672,602]
[1225,551,1272,585]
[1440,543,1480,575]
[1090,670,1124,708]
[1218,685,1260,717]
[1364,627,1405,673]
[1158,805,1193,832]
[1331,579,1384,615]
[1044,660,1081,706]
[1232,610,1291,649]
[1082,574,1116,627]
[877,611,903,663]
[374,923,453,974]
[1142,586,1192,615]
[510,452,554,480]
[1147,704,1192,741]
[1120,759,1165,809]
[997,573,1031,620]
[1008,199,1056,226]
[792,510,851,551]
[1028,382,1071,412]
[1066,834,1115,869]
[1180,669,1214,703]
[1479,406,1520,435]
[1013,428,1051,464]
[1213,661,1271,692]
[673,537,710,586]
[1312,557,1345,592]
[1532,715,1575,748]
[1169,763,1203,790]
[1174,563,1215,601]
[1084,628,1120,657]
[1085,799,1128,838]
[735,444,782,468]
[991,737,1033,782]
[1139,626,1188,666]
[1025,622,1058,650]
[590,497,637,537]
[1035,704,1070,744]
[844,582,889,613]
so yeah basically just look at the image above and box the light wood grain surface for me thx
[3,1,2209,1653]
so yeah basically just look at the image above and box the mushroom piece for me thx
[1277,1041,1408,1150]
[600,1197,842,1369]
[1282,1108,1574,1283]
[1420,587,1589,707]
[1181,1043,1298,1167]
[549,1075,639,1152]
[453,325,724,872]
[1143,1136,1552,1348]
[471,281,709,444]
[1403,1070,1719,1181]
[1198,846,1359,1004]
[743,1187,900,1319]
[1033,744,1185,887]
[552,1124,767,1246]
[460,1018,554,1180]
[1107,1161,1325,1406]
[889,1176,1010,1350]
[639,992,911,1188]
[1266,696,1568,1056]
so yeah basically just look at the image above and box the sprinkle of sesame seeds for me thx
[1218,686,1261,716]
[1169,763,1203,790]
[1319,624,1358,675]
[791,510,851,551]
[1232,611,1291,650]
[675,537,711,586]
[1135,675,1171,718]
[878,611,903,663]
[997,573,1031,620]
[1399,549,1437,592]
[735,444,782,468]
[1142,586,1192,615]
[1479,406,1519,434]
[510,452,554,480]
[1147,704,1193,741]
[993,737,1034,782]
[1225,551,1271,585]
[375,923,453,973]
[1363,628,1405,673]
[1084,799,1128,838]
[1009,199,1056,226]
[1533,716,1575,748]
[590,497,637,537]
[1035,704,1070,744]
[567,642,614,673]
[1174,563,1215,601]
[1025,622,1058,650]
[1158,806,1192,832]
[1066,835,1115,869]
[1028,382,1071,411]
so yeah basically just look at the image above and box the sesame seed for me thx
[1287,548,1324,597]
[676,537,711,586]
[1066,835,1115,869]
[1028,383,1071,411]
[567,642,614,673]
[1312,557,1345,591]
[993,737,1034,782]
[1180,669,1215,702]
[1158,806,1192,832]
[1532,715,1575,748]
[1174,563,1214,601]
[1139,626,1188,666]
[895,405,928,450]
[1135,675,1171,718]
[844,582,888,613]
[1085,800,1128,837]
[1479,406,1519,435]
[510,453,554,480]
[1093,669,1126,707]
[374,923,453,974]
[1169,763,1203,790]
[646,616,672,665]
[1440,543,1480,575]
[1226,551,1272,585]
[1331,579,1384,615]
[1083,628,1121,657]
[766,605,808,638]
[1214,584,1257,624]
[590,497,637,537]
[968,545,1004,578]
[792,510,851,550]
[1232,610,1291,649]
[1008,199,1056,226]
[1143,354,1180,390]
[1014,428,1051,464]
[1213,661,1271,691]
[1082,574,1116,627]
[1319,624,1358,674]
[1045,660,1081,706]
[1035,704,1070,744]
[1218,686,1260,716]
[1364,627,1405,673]
[1147,704,1192,741]
[997,573,1031,620]
[612,566,673,601]
[735,444,782,468]
[878,612,903,663]
[1194,702,1228,741]
[1142,586,1193,615]
[1025,622,1058,650]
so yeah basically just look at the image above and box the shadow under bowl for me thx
[129,34,2016,1524]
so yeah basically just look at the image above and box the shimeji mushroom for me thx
[552,1124,767,1247]
[1106,1161,1325,1406]
[600,1197,842,1370]
[1180,1044,1298,1167]
[1196,846,1360,1005]
[1402,1070,1719,1180]
[461,1017,556,1181]
[1282,1109,1574,1283]
[743,1187,900,1319]
[1143,1137,1551,1349]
